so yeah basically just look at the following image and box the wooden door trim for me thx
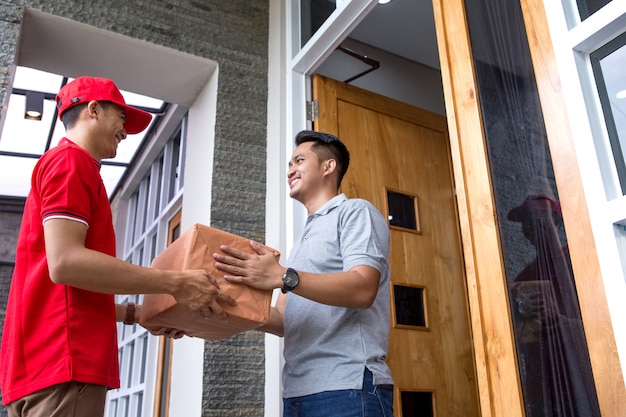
[520,1,626,415]
[152,209,181,417]
[434,0,625,416]
[314,75,448,134]
[432,1,524,416]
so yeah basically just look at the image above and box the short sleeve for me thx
[338,199,390,273]
[34,146,101,227]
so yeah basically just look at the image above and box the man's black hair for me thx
[60,101,114,130]
[60,103,88,129]
[295,130,350,188]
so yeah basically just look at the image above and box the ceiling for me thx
[349,0,439,69]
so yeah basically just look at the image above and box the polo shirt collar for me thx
[60,137,102,169]
[312,193,347,217]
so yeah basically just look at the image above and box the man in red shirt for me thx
[0,76,235,417]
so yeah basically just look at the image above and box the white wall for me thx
[265,0,288,415]
[168,68,219,417]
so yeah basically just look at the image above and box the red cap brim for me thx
[123,105,153,135]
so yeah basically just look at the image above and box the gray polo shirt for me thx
[282,193,393,398]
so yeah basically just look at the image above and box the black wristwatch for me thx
[281,267,300,293]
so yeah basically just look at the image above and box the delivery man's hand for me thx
[170,269,236,319]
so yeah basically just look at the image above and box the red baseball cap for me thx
[507,194,562,221]
[55,76,153,135]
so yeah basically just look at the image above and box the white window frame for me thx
[264,1,380,415]
[285,0,379,245]
[540,0,626,378]
[107,109,188,417]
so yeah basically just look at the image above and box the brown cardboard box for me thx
[139,224,277,341]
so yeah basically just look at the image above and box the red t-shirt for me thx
[0,138,120,405]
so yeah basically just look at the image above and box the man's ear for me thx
[87,101,99,118]
[323,159,337,175]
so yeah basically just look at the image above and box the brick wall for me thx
[0,1,269,416]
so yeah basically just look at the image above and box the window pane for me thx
[590,32,626,196]
[0,94,56,155]
[576,0,613,21]
[167,132,181,202]
[401,391,433,417]
[0,156,36,197]
[301,0,336,47]
[12,67,63,93]
[464,0,602,415]
[393,284,426,327]
[100,164,125,197]
[387,190,418,231]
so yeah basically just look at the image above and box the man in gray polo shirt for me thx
[214,130,394,417]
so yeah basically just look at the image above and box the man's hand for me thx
[170,269,236,320]
[213,241,284,291]
[148,327,187,339]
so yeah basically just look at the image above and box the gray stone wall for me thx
[0,1,269,416]
[0,197,25,416]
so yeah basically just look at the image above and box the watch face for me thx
[284,268,299,289]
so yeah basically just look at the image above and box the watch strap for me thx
[124,302,136,325]
[281,267,299,293]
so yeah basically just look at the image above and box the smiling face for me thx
[287,141,327,204]
[93,101,128,160]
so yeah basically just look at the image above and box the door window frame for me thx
[285,0,379,242]
[539,0,626,381]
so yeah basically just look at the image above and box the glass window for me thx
[576,0,613,21]
[464,0,602,415]
[0,66,165,199]
[386,190,419,232]
[392,284,426,328]
[108,116,187,416]
[590,32,626,195]
[400,391,433,417]
[300,0,337,47]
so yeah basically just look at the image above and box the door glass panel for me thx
[576,0,613,21]
[400,391,433,417]
[590,32,626,195]
[392,284,426,328]
[386,189,420,232]
[464,1,602,416]
[300,0,337,47]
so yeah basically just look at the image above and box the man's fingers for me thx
[218,245,250,259]
[153,327,187,339]
[213,252,244,269]
[214,261,246,278]
[204,272,221,287]
[218,292,237,306]
[250,240,270,255]
[195,293,236,321]
[207,303,228,320]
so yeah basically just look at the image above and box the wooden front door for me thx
[313,74,480,416]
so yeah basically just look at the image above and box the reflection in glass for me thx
[300,0,336,47]
[590,32,626,196]
[464,0,601,416]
